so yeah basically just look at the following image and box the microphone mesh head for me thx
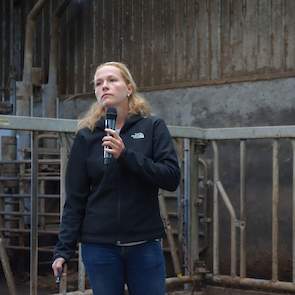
[106,107,117,120]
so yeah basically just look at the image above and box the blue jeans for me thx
[81,240,166,295]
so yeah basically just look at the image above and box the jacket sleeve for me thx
[53,131,90,262]
[118,118,180,191]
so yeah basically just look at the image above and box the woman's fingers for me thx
[103,129,125,158]
[52,257,65,277]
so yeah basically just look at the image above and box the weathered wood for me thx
[0,102,13,115]
[2,0,295,95]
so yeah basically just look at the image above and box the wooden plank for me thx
[58,5,67,94]
[152,0,162,85]
[209,0,221,80]
[285,0,295,70]
[270,0,284,70]
[95,0,104,66]
[163,0,175,84]
[112,0,121,62]
[92,0,97,73]
[131,0,142,86]
[75,3,83,94]
[229,0,244,74]
[257,0,272,70]
[66,7,74,95]
[85,0,94,92]
[174,0,185,82]
[242,0,258,73]
[199,0,209,79]
[141,0,153,87]
[0,0,4,99]
[184,0,194,81]
[103,0,113,63]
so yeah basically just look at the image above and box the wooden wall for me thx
[1,0,295,97]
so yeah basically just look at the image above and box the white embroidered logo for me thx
[131,132,145,139]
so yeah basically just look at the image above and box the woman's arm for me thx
[119,118,180,191]
[53,131,90,262]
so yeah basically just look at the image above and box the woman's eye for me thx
[95,82,101,87]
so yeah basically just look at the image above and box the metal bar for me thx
[59,133,69,294]
[209,274,295,293]
[0,176,60,180]
[212,141,219,275]
[0,238,17,295]
[216,181,237,276]
[4,115,295,140]
[292,140,295,283]
[183,138,190,274]
[0,228,58,234]
[78,244,85,292]
[55,0,73,18]
[272,139,279,282]
[27,0,47,20]
[0,211,59,217]
[0,194,60,199]
[51,275,202,295]
[30,131,38,295]
[0,159,60,164]
[189,140,200,274]
[240,140,246,278]
[158,190,182,276]
[0,194,60,198]
[0,115,77,132]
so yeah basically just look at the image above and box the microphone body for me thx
[104,107,117,165]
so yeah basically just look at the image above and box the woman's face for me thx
[94,65,132,109]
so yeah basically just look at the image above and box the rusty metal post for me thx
[30,131,38,295]
[212,141,219,275]
[272,139,279,282]
[158,190,182,276]
[78,244,85,292]
[240,140,246,278]
[0,238,17,295]
[183,138,190,274]
[216,181,237,277]
[59,133,70,294]
[292,140,295,283]
[188,140,200,274]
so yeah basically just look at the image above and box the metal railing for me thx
[2,115,295,294]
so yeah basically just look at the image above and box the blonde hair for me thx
[78,62,151,131]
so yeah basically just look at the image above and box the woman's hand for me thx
[52,257,65,277]
[102,128,125,159]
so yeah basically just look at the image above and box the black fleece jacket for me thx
[54,115,180,261]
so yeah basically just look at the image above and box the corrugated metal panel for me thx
[1,0,295,96]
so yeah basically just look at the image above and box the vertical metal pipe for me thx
[30,131,38,295]
[1,0,6,101]
[78,244,85,292]
[292,140,295,283]
[212,141,219,275]
[240,140,246,278]
[0,238,17,295]
[60,133,68,214]
[216,181,237,277]
[59,133,69,293]
[189,141,200,274]
[158,190,181,276]
[183,138,190,274]
[272,139,279,282]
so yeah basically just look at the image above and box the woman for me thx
[52,62,180,295]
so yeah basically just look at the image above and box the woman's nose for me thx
[102,80,109,89]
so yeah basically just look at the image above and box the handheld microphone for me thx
[104,107,117,165]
